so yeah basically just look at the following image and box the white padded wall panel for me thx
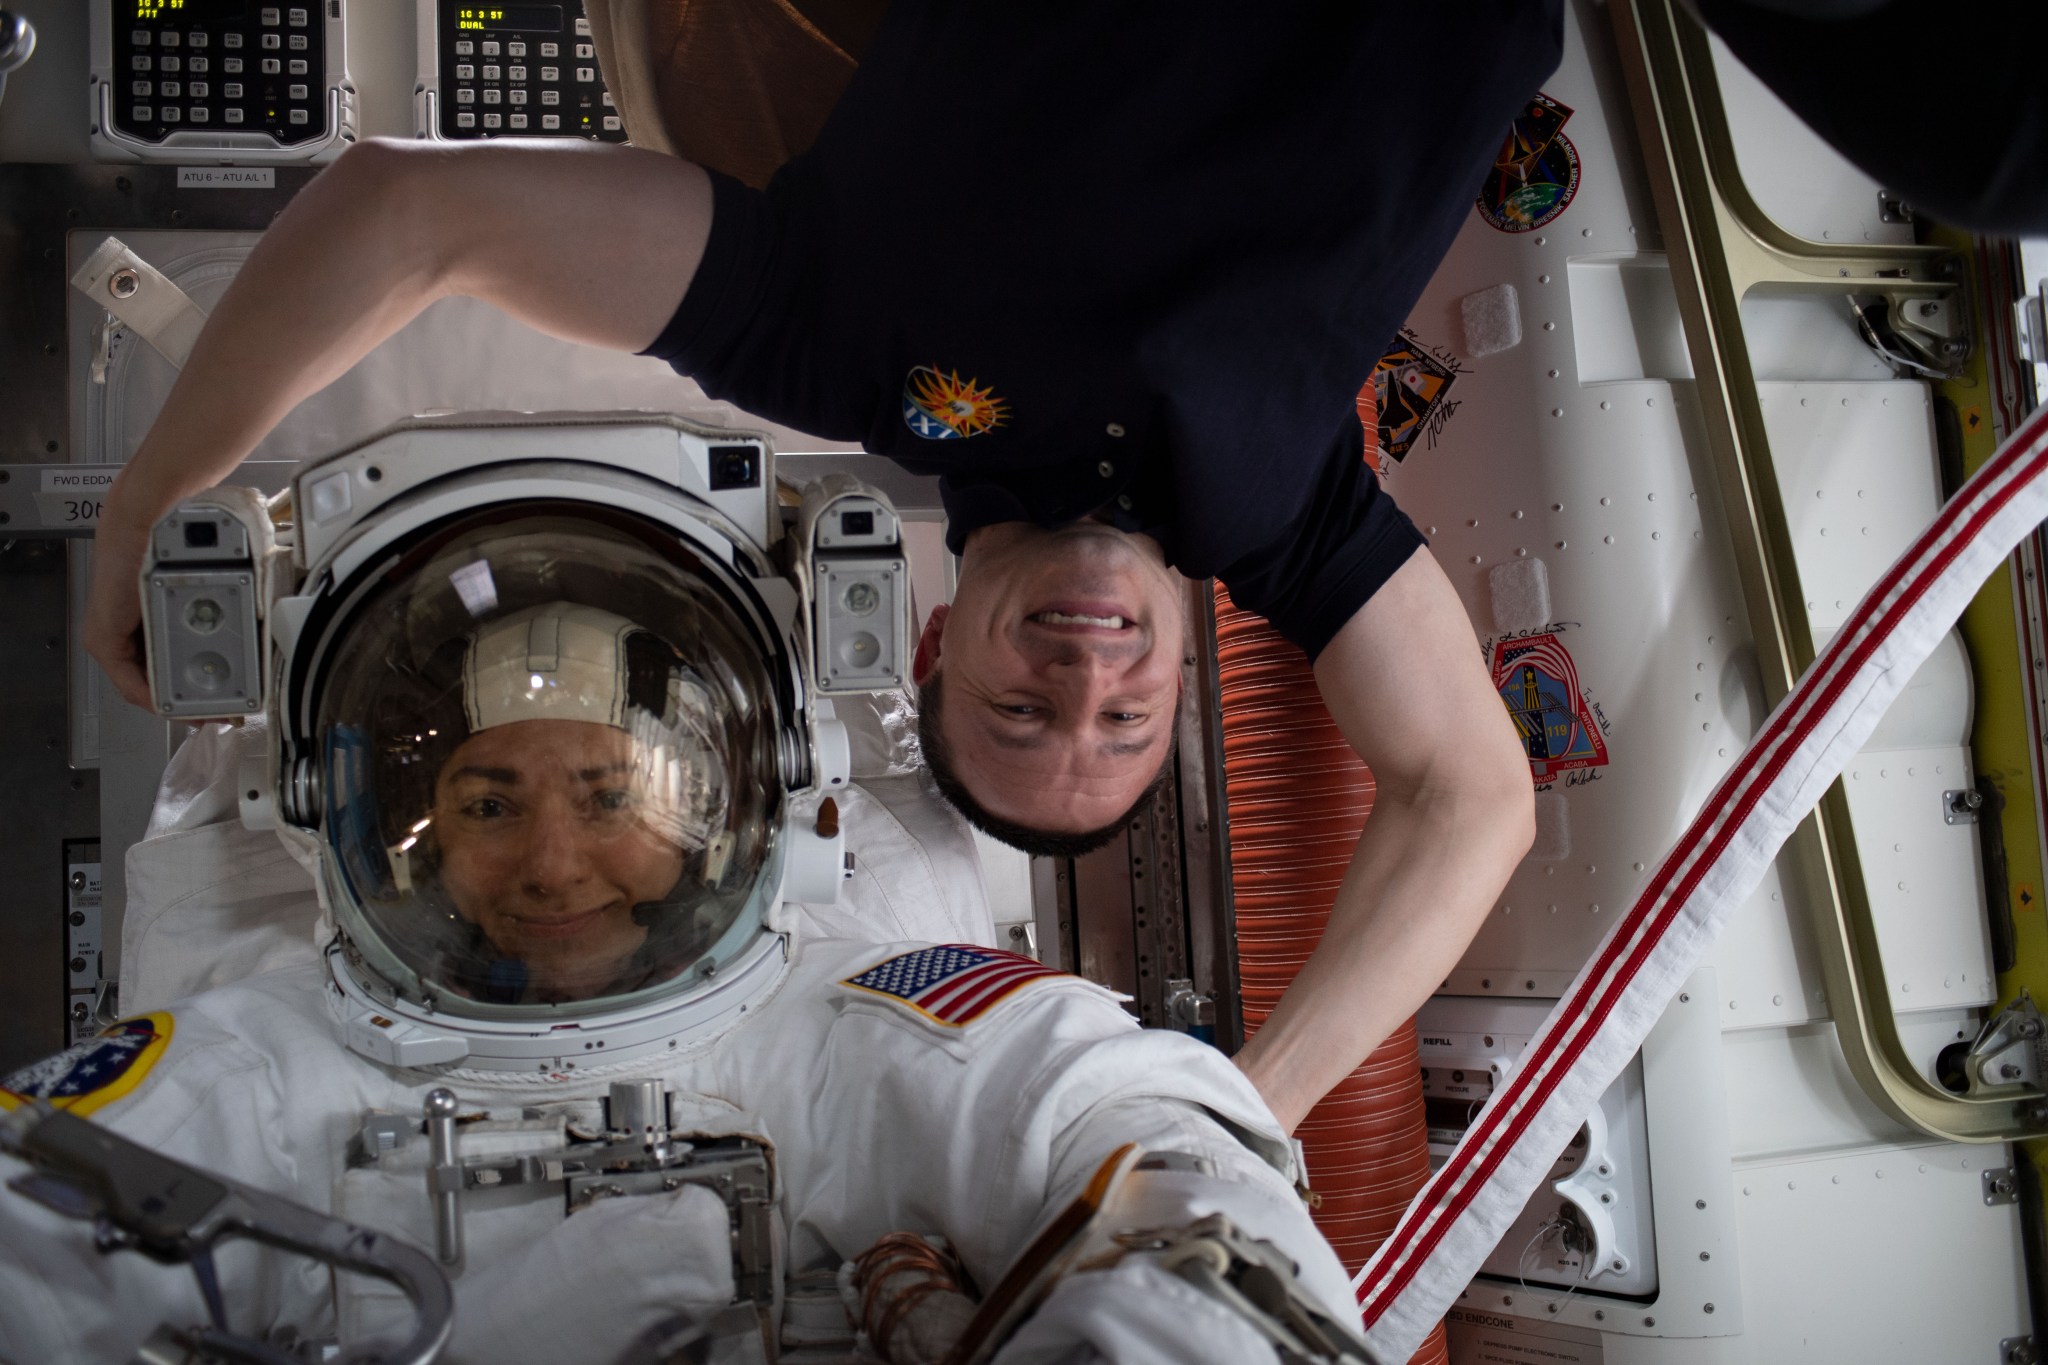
[1385,8,1760,987]
[1760,381,1943,631]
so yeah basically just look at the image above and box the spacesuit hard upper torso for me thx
[0,935,1350,1365]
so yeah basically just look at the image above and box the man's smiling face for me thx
[918,521,1186,835]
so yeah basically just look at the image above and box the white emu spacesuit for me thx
[0,419,1365,1365]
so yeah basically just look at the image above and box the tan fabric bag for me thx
[586,0,887,188]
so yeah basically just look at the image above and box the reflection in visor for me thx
[314,511,783,1013]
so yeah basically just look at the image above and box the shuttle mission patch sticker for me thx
[902,365,1011,440]
[841,944,1066,1027]
[0,1013,174,1117]
[1477,92,1581,233]
[1492,632,1610,783]
[1371,330,1466,463]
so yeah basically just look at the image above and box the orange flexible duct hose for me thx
[1212,390,1447,1365]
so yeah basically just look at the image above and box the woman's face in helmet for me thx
[432,719,685,1002]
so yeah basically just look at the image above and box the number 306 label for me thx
[36,469,116,529]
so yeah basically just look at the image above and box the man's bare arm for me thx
[85,137,712,707]
[1232,547,1534,1134]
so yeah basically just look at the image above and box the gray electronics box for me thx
[146,505,262,718]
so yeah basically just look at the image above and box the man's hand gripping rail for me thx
[0,1100,454,1365]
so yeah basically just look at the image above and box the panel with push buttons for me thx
[90,0,355,162]
[418,1,627,142]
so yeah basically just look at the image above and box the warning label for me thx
[1447,1309,1604,1365]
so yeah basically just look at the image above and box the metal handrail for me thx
[1611,0,2044,1144]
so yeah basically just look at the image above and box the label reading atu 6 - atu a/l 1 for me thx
[177,168,278,190]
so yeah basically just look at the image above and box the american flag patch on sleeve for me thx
[840,944,1068,1027]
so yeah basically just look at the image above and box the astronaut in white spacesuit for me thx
[0,418,1369,1365]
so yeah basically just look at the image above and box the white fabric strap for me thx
[70,236,210,368]
[1353,403,2048,1359]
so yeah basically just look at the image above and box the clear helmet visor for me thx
[313,509,784,1013]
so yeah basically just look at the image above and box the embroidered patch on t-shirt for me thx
[901,366,1010,440]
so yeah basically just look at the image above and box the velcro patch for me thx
[0,1014,174,1117]
[841,945,1067,1028]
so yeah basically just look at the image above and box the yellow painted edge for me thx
[1928,226,2048,1226]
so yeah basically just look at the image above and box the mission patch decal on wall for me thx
[1371,329,1467,464]
[1491,631,1610,783]
[1477,93,1581,234]
[901,366,1011,440]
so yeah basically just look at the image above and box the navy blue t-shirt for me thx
[646,1,1563,658]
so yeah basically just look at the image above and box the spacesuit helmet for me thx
[138,415,902,1067]
[313,509,785,1015]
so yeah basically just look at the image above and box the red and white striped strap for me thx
[1353,404,2048,1360]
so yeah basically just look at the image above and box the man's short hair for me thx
[915,670,1177,859]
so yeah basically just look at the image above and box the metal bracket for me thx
[1,1102,453,1365]
[1852,291,1970,379]
[1984,1167,2020,1206]
[1959,991,2048,1096]
[1947,788,1987,825]
[1163,978,1217,1033]
[2022,287,2048,367]
[2001,1336,2039,1365]
[361,1083,779,1312]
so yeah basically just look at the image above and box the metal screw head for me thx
[1919,301,1940,318]
[108,269,140,300]
[70,870,87,891]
